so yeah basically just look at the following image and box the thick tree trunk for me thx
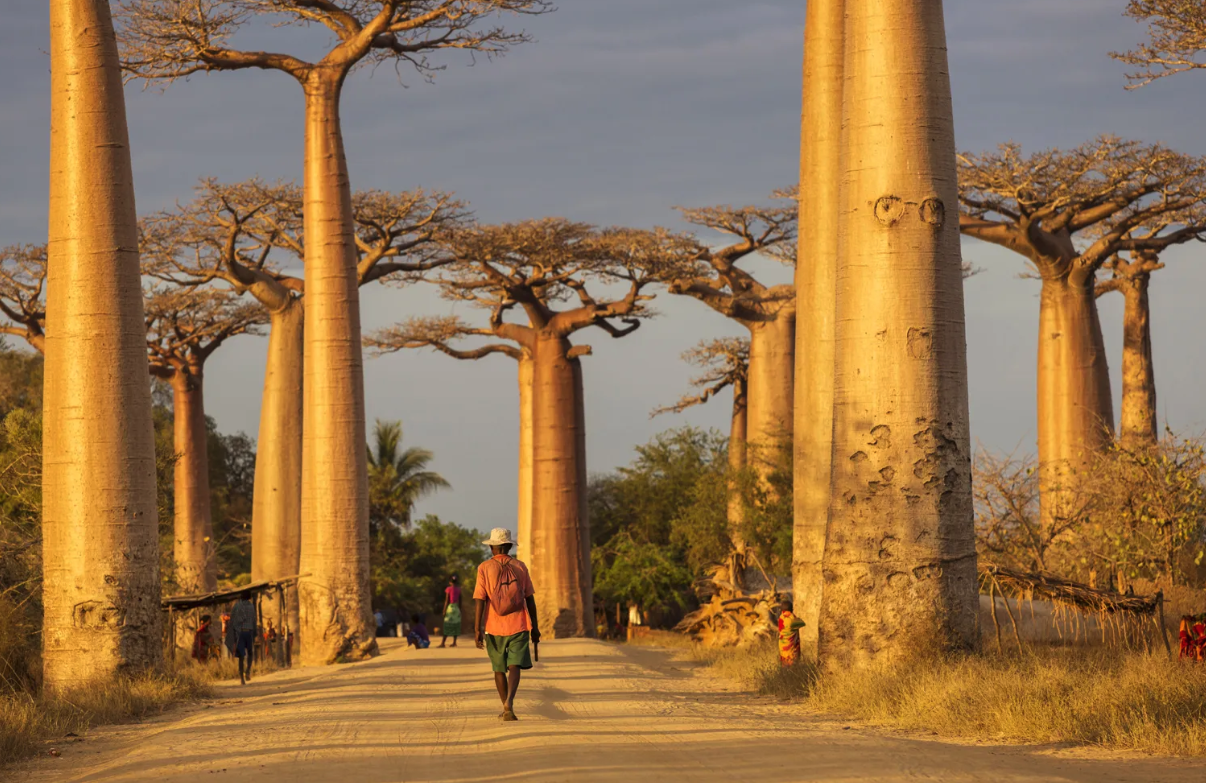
[1037,272,1115,524]
[42,0,161,690]
[746,313,796,478]
[820,0,978,670]
[516,352,534,561]
[793,0,844,661]
[1119,274,1157,447]
[251,302,304,642]
[529,334,593,638]
[297,75,376,665]
[728,375,748,547]
[571,355,593,628]
[172,366,216,595]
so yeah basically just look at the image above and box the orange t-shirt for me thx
[474,555,535,636]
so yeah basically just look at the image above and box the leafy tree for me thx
[592,534,692,614]
[370,515,484,620]
[367,420,450,531]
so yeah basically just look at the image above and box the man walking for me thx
[474,528,541,722]
[230,590,257,685]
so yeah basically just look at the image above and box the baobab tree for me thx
[143,287,264,604]
[117,0,550,666]
[143,179,463,657]
[793,0,844,661]
[1097,251,1167,447]
[1114,1,1206,86]
[820,0,978,669]
[0,246,48,353]
[42,0,161,691]
[368,219,697,637]
[653,338,749,561]
[662,197,796,480]
[958,138,1206,522]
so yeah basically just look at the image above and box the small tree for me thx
[366,419,450,531]
[653,338,750,563]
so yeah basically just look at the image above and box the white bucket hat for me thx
[482,527,515,547]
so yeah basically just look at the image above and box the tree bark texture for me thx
[529,333,593,638]
[297,75,376,665]
[171,366,216,595]
[516,352,534,561]
[1119,274,1157,447]
[42,0,162,690]
[820,0,978,670]
[746,314,796,477]
[728,375,749,544]
[251,302,304,640]
[1037,273,1115,523]
[793,0,844,661]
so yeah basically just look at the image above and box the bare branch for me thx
[1113,1,1206,87]
[653,338,748,417]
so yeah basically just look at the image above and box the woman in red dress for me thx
[1179,615,1194,660]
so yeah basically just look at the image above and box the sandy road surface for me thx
[8,638,1205,783]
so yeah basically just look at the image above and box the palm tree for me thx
[367,420,450,533]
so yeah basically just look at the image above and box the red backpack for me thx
[493,557,527,616]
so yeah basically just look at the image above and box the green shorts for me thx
[485,631,533,673]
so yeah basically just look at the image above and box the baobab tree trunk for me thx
[728,375,748,548]
[793,0,844,661]
[746,313,796,478]
[820,0,978,670]
[251,302,304,642]
[1119,273,1157,447]
[571,355,593,626]
[1037,272,1115,524]
[171,366,216,596]
[297,73,375,665]
[529,333,593,638]
[517,352,534,561]
[42,0,161,690]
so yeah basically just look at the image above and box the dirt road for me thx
[9,639,1204,783]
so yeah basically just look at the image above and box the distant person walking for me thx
[440,575,463,648]
[230,590,258,684]
[474,528,540,722]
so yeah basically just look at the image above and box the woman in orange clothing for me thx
[1180,615,1195,660]
[1194,614,1206,661]
[777,599,806,666]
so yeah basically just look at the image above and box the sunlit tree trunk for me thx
[172,365,216,595]
[42,0,161,690]
[571,355,593,625]
[820,0,977,669]
[728,374,748,547]
[251,301,304,641]
[1118,273,1156,447]
[1037,271,1115,523]
[517,352,534,561]
[529,333,593,638]
[793,0,844,661]
[746,313,796,478]
[297,73,375,665]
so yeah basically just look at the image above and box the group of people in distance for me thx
[400,574,465,650]
[1179,615,1206,660]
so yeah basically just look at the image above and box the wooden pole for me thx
[1157,592,1172,658]
[988,580,1002,654]
[997,579,1023,649]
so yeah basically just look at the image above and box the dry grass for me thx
[0,657,248,768]
[636,634,1206,756]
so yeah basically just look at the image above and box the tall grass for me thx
[0,662,217,767]
[644,636,1206,756]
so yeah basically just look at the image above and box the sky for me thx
[2,1,1205,531]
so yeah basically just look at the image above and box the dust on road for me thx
[8,639,1204,783]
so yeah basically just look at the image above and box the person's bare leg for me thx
[505,665,521,713]
[439,636,447,648]
[451,635,457,648]
[494,672,508,707]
